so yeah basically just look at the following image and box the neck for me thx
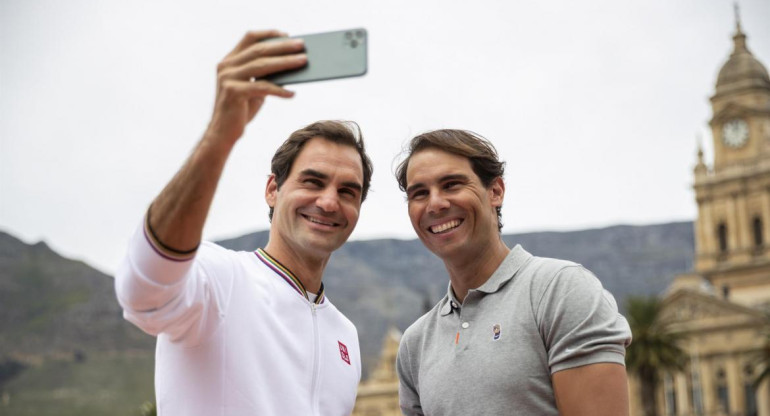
[445,237,510,303]
[263,241,328,294]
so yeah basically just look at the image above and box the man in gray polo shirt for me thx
[394,129,632,415]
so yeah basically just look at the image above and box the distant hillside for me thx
[218,221,695,371]
[0,231,156,415]
[0,221,694,383]
[0,232,153,358]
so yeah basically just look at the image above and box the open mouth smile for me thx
[429,219,462,234]
[302,214,339,227]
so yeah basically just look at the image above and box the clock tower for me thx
[693,9,770,305]
[645,11,770,416]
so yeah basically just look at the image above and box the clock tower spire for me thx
[708,5,770,170]
[693,13,770,303]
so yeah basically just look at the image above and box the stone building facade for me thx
[632,12,770,416]
[352,328,402,416]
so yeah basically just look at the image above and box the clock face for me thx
[722,119,749,148]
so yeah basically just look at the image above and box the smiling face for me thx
[265,137,364,261]
[405,148,504,262]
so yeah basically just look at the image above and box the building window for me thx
[716,368,730,414]
[718,223,728,253]
[664,373,677,416]
[691,368,704,415]
[753,216,763,248]
[745,364,758,416]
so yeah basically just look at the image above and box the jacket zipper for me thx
[310,303,320,415]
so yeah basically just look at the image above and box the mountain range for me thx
[0,220,694,413]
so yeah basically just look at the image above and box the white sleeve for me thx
[114,223,234,346]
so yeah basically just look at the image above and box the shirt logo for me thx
[338,341,351,365]
[493,324,502,341]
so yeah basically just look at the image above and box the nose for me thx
[426,191,450,214]
[316,188,340,213]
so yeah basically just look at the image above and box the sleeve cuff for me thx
[130,221,196,286]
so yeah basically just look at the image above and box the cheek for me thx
[343,203,361,223]
[407,203,422,229]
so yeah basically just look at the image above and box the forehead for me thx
[291,137,364,178]
[406,148,474,182]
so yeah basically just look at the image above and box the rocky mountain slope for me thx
[0,221,694,374]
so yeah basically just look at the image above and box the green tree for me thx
[625,296,687,416]
[754,327,770,388]
[139,401,156,416]
[0,357,27,389]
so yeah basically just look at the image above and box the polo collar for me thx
[439,284,462,316]
[475,244,531,293]
[439,244,531,316]
[255,248,325,305]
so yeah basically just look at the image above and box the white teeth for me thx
[430,220,461,234]
[307,216,335,226]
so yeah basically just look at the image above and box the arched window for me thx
[753,216,763,248]
[718,223,728,253]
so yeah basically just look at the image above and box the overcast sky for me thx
[2,0,769,274]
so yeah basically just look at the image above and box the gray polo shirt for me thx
[397,245,631,415]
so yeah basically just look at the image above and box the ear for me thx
[488,176,505,208]
[265,174,278,208]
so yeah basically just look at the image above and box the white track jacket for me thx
[115,225,361,416]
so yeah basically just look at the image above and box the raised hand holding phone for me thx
[149,30,307,253]
[208,30,308,145]
[262,28,368,86]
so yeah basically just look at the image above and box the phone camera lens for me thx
[350,39,359,48]
[345,31,353,40]
[355,30,364,38]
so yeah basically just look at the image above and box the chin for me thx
[423,241,460,259]
[310,237,346,254]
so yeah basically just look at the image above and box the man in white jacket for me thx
[115,30,372,416]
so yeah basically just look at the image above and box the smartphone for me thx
[263,28,368,85]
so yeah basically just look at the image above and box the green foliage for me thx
[625,296,686,376]
[625,296,687,416]
[1,352,154,416]
[0,357,27,388]
[139,401,156,416]
[752,326,770,388]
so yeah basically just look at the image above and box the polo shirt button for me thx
[451,302,458,309]
[461,322,470,329]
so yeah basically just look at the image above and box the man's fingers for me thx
[221,79,295,100]
[226,30,287,57]
[226,54,307,82]
[223,38,305,69]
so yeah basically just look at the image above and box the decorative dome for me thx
[715,14,770,96]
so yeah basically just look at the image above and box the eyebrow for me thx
[300,169,328,180]
[406,174,469,195]
[300,169,363,192]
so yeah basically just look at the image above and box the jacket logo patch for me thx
[338,341,351,365]
[493,324,502,341]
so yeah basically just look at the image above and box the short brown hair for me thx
[395,129,505,231]
[269,120,373,221]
